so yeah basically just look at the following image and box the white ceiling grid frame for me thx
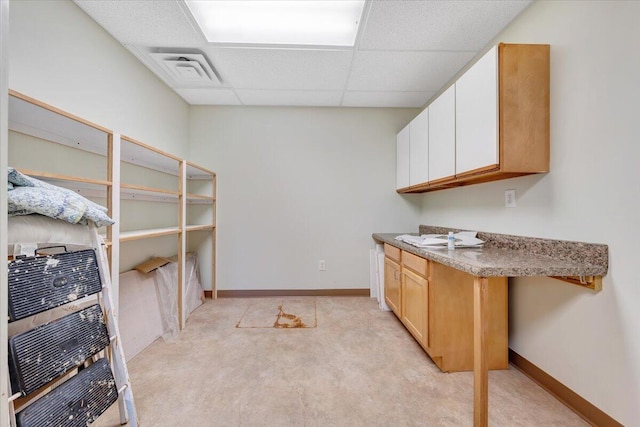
[74,0,204,47]
[347,50,477,92]
[340,0,469,107]
[71,0,533,107]
[204,47,354,91]
[183,0,366,46]
[342,91,435,108]
[359,0,532,51]
[175,88,242,106]
[337,0,373,106]
[235,89,343,107]
[342,0,530,107]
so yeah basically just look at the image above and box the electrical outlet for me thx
[505,189,516,208]
[318,260,326,271]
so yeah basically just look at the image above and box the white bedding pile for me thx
[8,167,114,227]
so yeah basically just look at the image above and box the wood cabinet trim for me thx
[455,164,500,179]
[427,175,457,187]
[9,89,113,134]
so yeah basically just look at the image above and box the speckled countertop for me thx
[373,225,608,278]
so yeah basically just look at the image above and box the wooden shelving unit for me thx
[5,90,217,333]
[119,227,182,242]
[184,161,217,311]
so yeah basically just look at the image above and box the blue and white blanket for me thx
[7,167,114,227]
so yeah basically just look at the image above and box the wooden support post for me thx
[474,277,489,427]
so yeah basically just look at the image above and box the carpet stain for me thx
[273,305,306,328]
[235,300,317,328]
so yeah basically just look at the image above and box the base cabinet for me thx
[384,258,401,316]
[429,262,508,372]
[401,265,428,347]
[383,244,402,316]
[384,246,508,373]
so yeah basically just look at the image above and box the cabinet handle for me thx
[394,270,399,280]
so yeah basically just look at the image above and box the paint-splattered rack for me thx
[5,224,138,427]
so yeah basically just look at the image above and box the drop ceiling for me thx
[73,0,531,108]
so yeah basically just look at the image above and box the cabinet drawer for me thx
[402,251,428,276]
[384,244,401,262]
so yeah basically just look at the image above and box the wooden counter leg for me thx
[474,277,489,427]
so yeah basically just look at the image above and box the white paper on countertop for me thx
[395,231,484,248]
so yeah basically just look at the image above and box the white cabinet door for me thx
[409,108,429,186]
[455,46,499,175]
[428,85,456,182]
[396,124,411,190]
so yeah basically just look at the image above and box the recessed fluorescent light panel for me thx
[185,0,366,46]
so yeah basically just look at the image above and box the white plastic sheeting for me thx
[155,253,204,340]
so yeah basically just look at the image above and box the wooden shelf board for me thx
[121,183,180,196]
[16,169,111,187]
[9,90,112,133]
[9,92,110,156]
[119,227,180,242]
[186,193,215,205]
[185,161,216,179]
[186,224,215,232]
[13,175,110,200]
[120,135,181,176]
[186,193,214,200]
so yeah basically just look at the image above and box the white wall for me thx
[418,2,639,425]
[189,106,422,291]
[8,0,189,157]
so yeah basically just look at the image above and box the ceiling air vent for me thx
[149,52,221,86]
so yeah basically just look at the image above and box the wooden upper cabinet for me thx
[409,108,429,186]
[428,84,456,183]
[456,46,499,176]
[456,43,550,180]
[396,123,411,190]
[397,43,550,193]
[497,43,550,175]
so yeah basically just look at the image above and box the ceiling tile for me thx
[347,51,474,92]
[205,48,353,90]
[342,91,434,108]
[359,0,531,51]
[175,88,241,105]
[236,90,343,107]
[74,0,203,46]
[72,0,530,107]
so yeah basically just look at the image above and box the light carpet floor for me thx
[94,297,587,426]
